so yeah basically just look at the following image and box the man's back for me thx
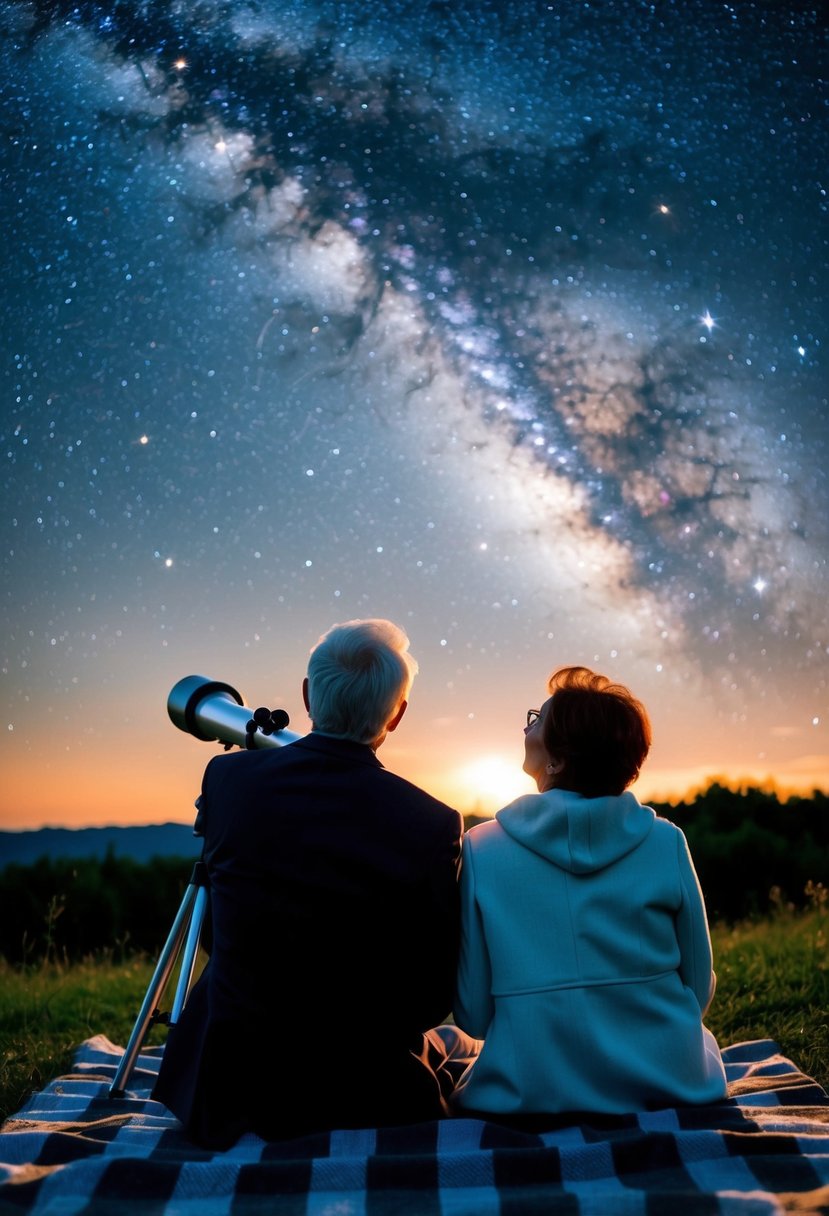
[153,733,462,1147]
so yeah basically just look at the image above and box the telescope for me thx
[167,674,302,751]
[109,675,300,1098]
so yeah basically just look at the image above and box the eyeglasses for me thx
[526,709,541,727]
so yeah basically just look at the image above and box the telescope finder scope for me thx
[167,675,301,751]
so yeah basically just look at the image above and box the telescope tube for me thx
[167,675,302,749]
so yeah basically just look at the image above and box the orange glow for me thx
[398,749,829,822]
[2,724,828,831]
[0,738,200,830]
[447,755,535,816]
[1,677,826,830]
[636,759,829,806]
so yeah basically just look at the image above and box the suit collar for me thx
[295,732,384,769]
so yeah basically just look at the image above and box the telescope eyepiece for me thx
[251,706,290,734]
[245,705,292,747]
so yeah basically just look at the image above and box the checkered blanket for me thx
[1,1037,827,1214]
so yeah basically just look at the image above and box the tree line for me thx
[1,785,826,963]
[653,783,828,922]
[0,852,195,964]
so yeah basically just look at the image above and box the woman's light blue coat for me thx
[452,789,727,1114]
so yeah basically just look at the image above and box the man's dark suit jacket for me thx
[152,732,463,1148]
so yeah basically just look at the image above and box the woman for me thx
[452,666,727,1118]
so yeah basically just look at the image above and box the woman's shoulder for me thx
[465,816,505,842]
[465,794,542,849]
[647,809,691,858]
[464,814,509,852]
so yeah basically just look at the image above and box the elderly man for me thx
[153,619,464,1147]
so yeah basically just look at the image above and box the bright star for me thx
[753,578,767,593]
[700,310,716,332]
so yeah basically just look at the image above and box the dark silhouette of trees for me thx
[653,784,829,922]
[0,850,193,964]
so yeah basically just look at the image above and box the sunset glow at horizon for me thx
[2,663,826,832]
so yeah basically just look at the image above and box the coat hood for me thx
[495,788,655,874]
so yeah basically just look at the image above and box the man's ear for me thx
[302,677,311,713]
[386,699,408,733]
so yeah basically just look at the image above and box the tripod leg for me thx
[108,882,197,1098]
[170,884,208,1025]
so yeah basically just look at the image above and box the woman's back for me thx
[452,788,727,1115]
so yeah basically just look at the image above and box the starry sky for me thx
[1,0,827,831]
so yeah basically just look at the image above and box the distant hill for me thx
[0,824,202,870]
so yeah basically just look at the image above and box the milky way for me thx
[1,0,827,824]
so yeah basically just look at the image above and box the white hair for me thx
[306,619,418,744]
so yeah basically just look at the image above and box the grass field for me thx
[708,895,828,1090]
[1,904,827,1125]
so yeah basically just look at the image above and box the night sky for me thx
[2,0,827,830]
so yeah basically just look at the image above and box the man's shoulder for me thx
[202,740,304,783]
[371,773,461,841]
[202,740,461,831]
[373,767,461,824]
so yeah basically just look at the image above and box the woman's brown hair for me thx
[542,666,652,796]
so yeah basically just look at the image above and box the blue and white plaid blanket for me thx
[1,1036,827,1214]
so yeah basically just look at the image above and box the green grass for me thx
[1,905,827,1125]
[0,955,168,1123]
[708,899,829,1091]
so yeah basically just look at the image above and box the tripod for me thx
[108,693,296,1097]
[108,859,209,1098]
